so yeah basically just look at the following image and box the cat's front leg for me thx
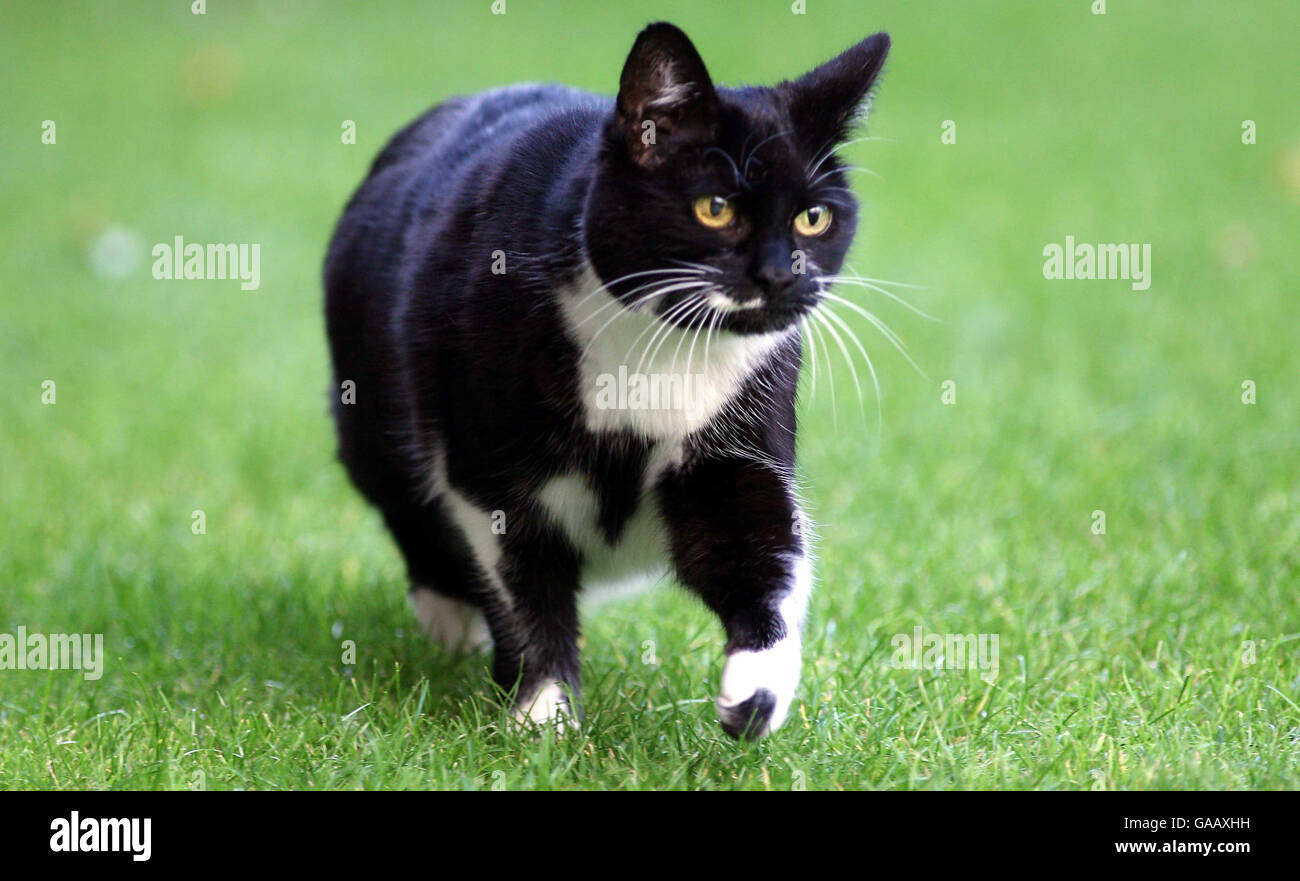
[658,457,811,739]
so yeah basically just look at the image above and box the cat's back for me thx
[327,83,606,291]
[368,83,606,193]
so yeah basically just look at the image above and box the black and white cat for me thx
[324,22,889,739]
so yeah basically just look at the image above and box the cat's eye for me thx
[794,205,833,237]
[693,195,736,229]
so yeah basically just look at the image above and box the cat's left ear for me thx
[615,22,719,167]
[786,32,891,146]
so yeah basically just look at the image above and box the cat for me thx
[324,22,889,739]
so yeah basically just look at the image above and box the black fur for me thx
[720,688,779,740]
[324,22,889,737]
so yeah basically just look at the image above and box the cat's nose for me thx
[753,262,797,298]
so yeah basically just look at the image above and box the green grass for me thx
[2,0,1298,790]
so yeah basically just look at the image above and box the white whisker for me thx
[581,280,711,363]
[820,304,883,430]
[810,164,881,189]
[629,294,697,377]
[669,297,713,381]
[800,316,817,400]
[810,306,867,423]
[820,272,936,321]
[666,258,723,275]
[806,309,837,429]
[570,276,687,331]
[636,294,704,379]
[571,266,704,312]
[610,283,713,367]
[817,289,927,379]
[682,295,718,383]
[702,305,723,373]
[743,128,794,178]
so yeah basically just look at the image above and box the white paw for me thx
[717,638,801,739]
[409,586,492,654]
[511,680,573,733]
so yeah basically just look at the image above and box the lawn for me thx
[1,0,1297,790]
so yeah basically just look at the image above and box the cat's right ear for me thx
[614,22,719,168]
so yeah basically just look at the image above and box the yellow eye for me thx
[693,195,736,229]
[794,205,832,237]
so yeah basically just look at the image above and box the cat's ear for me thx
[615,22,719,167]
[787,32,890,146]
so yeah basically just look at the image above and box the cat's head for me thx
[584,22,889,336]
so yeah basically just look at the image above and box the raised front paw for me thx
[716,639,801,740]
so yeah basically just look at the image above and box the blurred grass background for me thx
[1,0,1297,789]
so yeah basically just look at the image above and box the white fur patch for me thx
[420,441,516,619]
[512,680,571,730]
[558,263,791,441]
[707,290,764,312]
[535,470,670,603]
[410,586,492,653]
[716,550,812,736]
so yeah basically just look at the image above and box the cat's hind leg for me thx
[379,495,494,655]
[410,487,584,730]
[409,585,491,654]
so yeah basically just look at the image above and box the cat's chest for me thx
[556,264,789,443]
[534,443,681,598]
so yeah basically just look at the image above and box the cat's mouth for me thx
[652,287,817,336]
[595,263,817,336]
[706,290,765,313]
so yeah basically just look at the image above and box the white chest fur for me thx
[557,263,791,443]
[534,443,682,601]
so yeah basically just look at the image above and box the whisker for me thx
[810,165,881,189]
[742,128,794,178]
[666,258,723,275]
[817,290,911,353]
[806,309,837,428]
[576,288,671,359]
[817,276,937,321]
[570,277,678,330]
[810,306,867,424]
[686,293,728,382]
[612,293,684,368]
[581,280,710,363]
[571,275,705,336]
[806,134,886,179]
[820,304,883,430]
[702,305,723,372]
[843,264,929,290]
[682,295,718,384]
[703,147,742,187]
[817,289,927,379]
[800,316,817,400]
[611,284,711,367]
[639,295,703,376]
[571,267,704,311]
[634,294,703,378]
[669,297,713,382]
